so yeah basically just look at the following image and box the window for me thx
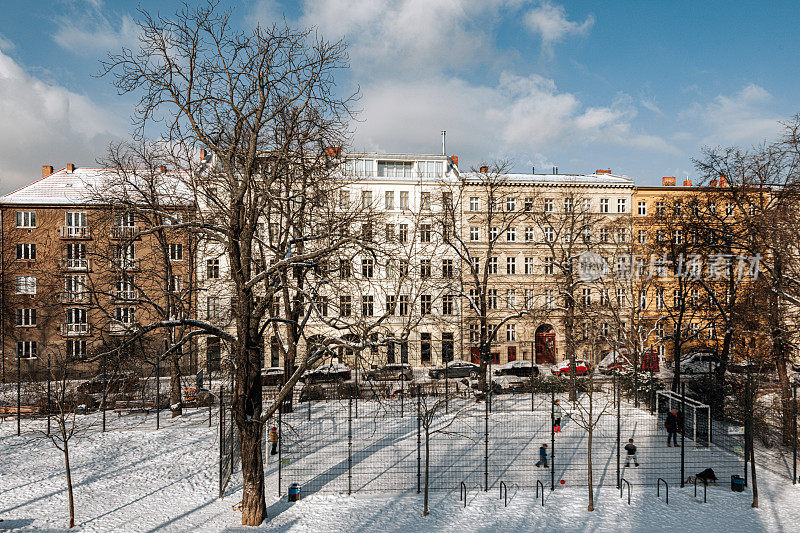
[442,294,454,315]
[442,192,453,209]
[638,230,647,244]
[469,226,479,241]
[16,243,36,261]
[524,257,535,274]
[362,257,374,278]
[339,295,352,317]
[617,198,627,213]
[638,201,647,216]
[524,197,534,211]
[600,199,609,213]
[564,197,573,213]
[656,229,665,243]
[64,275,85,301]
[599,289,609,307]
[65,211,88,237]
[207,297,220,319]
[378,160,412,178]
[544,257,554,275]
[469,324,479,343]
[17,341,37,359]
[339,259,351,279]
[545,289,555,309]
[470,197,480,211]
[655,202,665,216]
[399,224,408,243]
[67,339,86,358]
[362,295,374,317]
[616,288,626,306]
[488,257,498,274]
[65,243,86,267]
[506,289,516,308]
[169,275,182,293]
[524,289,534,309]
[442,333,454,363]
[15,211,36,228]
[169,243,183,261]
[420,259,431,278]
[362,190,372,208]
[506,257,516,275]
[490,227,499,241]
[582,288,592,306]
[617,228,627,243]
[386,295,397,315]
[506,227,516,242]
[599,228,609,243]
[339,190,350,209]
[544,226,555,242]
[726,202,734,216]
[487,289,498,310]
[15,276,36,295]
[506,324,516,342]
[113,243,136,268]
[385,191,395,209]
[399,191,410,209]
[674,229,683,244]
[420,192,431,210]
[398,295,410,316]
[385,223,395,241]
[421,295,432,315]
[544,198,554,212]
[315,296,328,317]
[582,226,591,243]
[420,224,432,242]
[442,259,454,278]
[639,290,648,309]
[525,227,535,242]
[506,197,516,211]
[655,289,664,310]
[115,212,135,227]
[471,256,480,273]
[15,308,36,326]
[115,306,136,324]
[116,276,136,299]
[207,259,220,279]
[399,260,409,276]
[656,321,665,339]
[421,333,432,364]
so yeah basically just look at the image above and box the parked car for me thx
[492,375,527,393]
[428,361,480,380]
[260,367,286,387]
[364,364,413,381]
[597,350,632,374]
[492,360,540,378]
[551,359,590,376]
[300,363,352,383]
[680,352,718,375]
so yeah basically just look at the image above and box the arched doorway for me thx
[535,324,556,364]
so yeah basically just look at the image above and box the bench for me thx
[113,400,155,415]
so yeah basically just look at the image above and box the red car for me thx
[551,359,590,376]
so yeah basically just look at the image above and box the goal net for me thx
[656,390,711,447]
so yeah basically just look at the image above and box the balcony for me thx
[111,226,140,240]
[60,258,91,271]
[60,226,91,239]
[109,322,136,336]
[114,290,138,301]
[60,292,89,304]
[111,259,140,271]
[60,323,91,336]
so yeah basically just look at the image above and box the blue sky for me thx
[1,0,798,194]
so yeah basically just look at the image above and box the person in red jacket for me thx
[270,426,279,455]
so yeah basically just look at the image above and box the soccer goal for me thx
[656,390,711,447]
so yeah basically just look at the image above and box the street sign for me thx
[727,426,745,435]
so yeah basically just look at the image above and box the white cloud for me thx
[0,32,14,51]
[53,2,139,56]
[0,50,123,194]
[523,2,594,57]
[682,84,783,146]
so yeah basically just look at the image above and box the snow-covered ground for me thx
[0,399,797,531]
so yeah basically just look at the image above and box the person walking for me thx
[553,399,563,433]
[270,426,279,456]
[536,443,549,468]
[665,409,680,447]
[624,438,639,467]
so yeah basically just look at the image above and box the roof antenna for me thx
[441,130,446,156]
[532,166,535,174]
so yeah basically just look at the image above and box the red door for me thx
[471,347,480,364]
[535,327,556,364]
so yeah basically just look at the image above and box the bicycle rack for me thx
[499,481,508,507]
[694,477,707,503]
[657,478,669,504]
[459,481,467,508]
[620,479,631,505]
[535,480,545,507]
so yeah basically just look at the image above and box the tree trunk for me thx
[236,335,266,526]
[170,357,182,417]
[587,427,594,512]
[423,428,430,516]
[63,436,75,528]
[750,429,758,508]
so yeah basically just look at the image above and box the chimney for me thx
[662,176,676,186]
[450,155,459,168]
[199,149,207,160]
[479,165,489,173]
[326,146,342,157]
[159,165,167,174]
[710,179,718,187]
[66,163,75,172]
[683,179,693,187]
[595,169,612,175]
[441,130,446,156]
[42,165,54,178]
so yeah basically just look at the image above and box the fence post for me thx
[484,383,489,491]
[551,386,555,491]
[16,353,20,436]
[744,377,749,487]
[348,394,353,496]
[101,350,107,433]
[278,399,283,496]
[155,355,160,430]
[218,386,224,498]
[417,385,421,494]
[445,366,449,415]
[793,383,797,485]
[616,370,621,489]
[680,381,686,488]
[47,354,51,436]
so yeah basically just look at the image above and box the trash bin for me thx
[288,483,301,502]
[731,475,745,492]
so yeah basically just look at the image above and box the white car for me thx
[680,352,717,375]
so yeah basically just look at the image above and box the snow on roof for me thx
[1,167,193,206]
[460,171,634,186]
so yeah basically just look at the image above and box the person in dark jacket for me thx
[624,438,639,467]
[665,410,680,447]
[553,400,563,433]
[536,443,549,468]
[270,426,279,455]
